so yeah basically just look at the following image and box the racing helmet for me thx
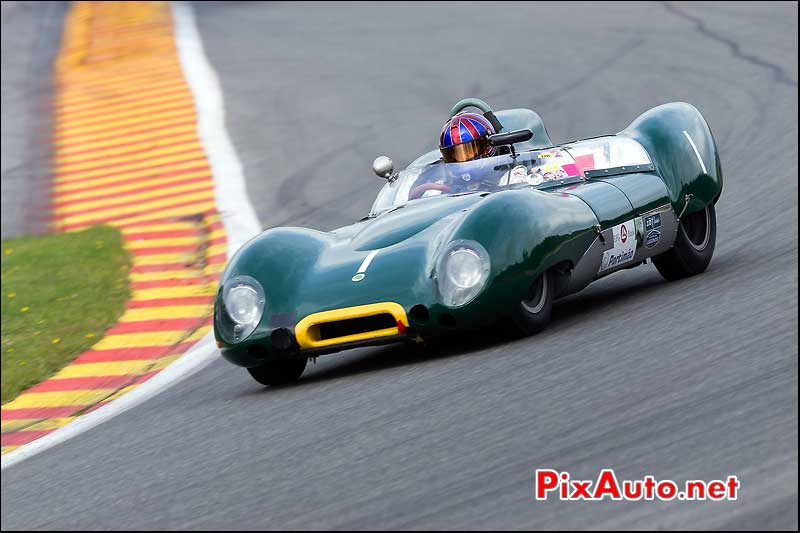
[439,112,496,163]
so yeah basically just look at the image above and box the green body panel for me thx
[215,102,723,367]
[595,173,672,216]
[619,102,723,215]
[557,181,634,229]
[426,189,598,328]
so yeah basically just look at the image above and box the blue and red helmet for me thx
[439,112,496,163]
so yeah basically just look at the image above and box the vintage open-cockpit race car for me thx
[214,99,723,385]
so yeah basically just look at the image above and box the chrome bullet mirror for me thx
[372,156,394,180]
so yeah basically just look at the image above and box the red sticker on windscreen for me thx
[574,154,596,172]
[561,163,579,176]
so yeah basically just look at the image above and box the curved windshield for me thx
[563,136,651,172]
[370,149,581,215]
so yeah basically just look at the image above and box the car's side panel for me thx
[560,180,635,229]
[594,172,672,215]
[626,204,679,267]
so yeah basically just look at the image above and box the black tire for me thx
[653,204,717,281]
[511,270,554,335]
[247,358,307,386]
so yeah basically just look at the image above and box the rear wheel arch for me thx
[653,204,716,281]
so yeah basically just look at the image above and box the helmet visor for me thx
[441,138,491,163]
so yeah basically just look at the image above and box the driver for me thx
[439,112,496,163]
[409,113,500,200]
[413,113,495,198]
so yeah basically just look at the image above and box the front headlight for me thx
[436,240,490,308]
[223,276,265,341]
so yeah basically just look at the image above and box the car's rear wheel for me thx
[511,270,554,335]
[653,204,717,281]
[247,358,307,386]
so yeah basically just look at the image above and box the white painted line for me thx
[357,250,379,274]
[1,1,261,470]
[172,1,261,257]
[1,335,218,470]
[682,130,707,174]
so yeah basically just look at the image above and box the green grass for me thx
[1,225,130,404]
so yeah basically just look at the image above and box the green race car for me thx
[214,99,723,386]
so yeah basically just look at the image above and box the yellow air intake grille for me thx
[294,302,409,350]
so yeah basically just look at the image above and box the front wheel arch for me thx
[510,269,555,336]
[247,358,308,386]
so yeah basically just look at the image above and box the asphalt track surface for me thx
[1,1,798,530]
[0,1,65,239]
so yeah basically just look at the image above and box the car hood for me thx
[219,193,487,327]
[335,193,486,250]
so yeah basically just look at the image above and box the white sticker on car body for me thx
[599,219,637,273]
[357,250,379,274]
[352,250,379,282]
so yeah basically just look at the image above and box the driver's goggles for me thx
[440,138,491,163]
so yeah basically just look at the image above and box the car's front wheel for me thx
[247,358,308,386]
[653,204,717,281]
[511,270,554,335]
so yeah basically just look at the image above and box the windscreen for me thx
[563,136,652,174]
[370,149,582,215]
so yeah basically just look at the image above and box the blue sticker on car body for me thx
[645,229,661,248]
[644,213,662,232]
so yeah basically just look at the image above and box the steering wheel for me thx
[449,98,503,133]
[409,182,452,200]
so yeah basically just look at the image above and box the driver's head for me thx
[439,112,495,163]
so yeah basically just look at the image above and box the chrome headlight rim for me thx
[436,239,491,308]
[222,275,266,341]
